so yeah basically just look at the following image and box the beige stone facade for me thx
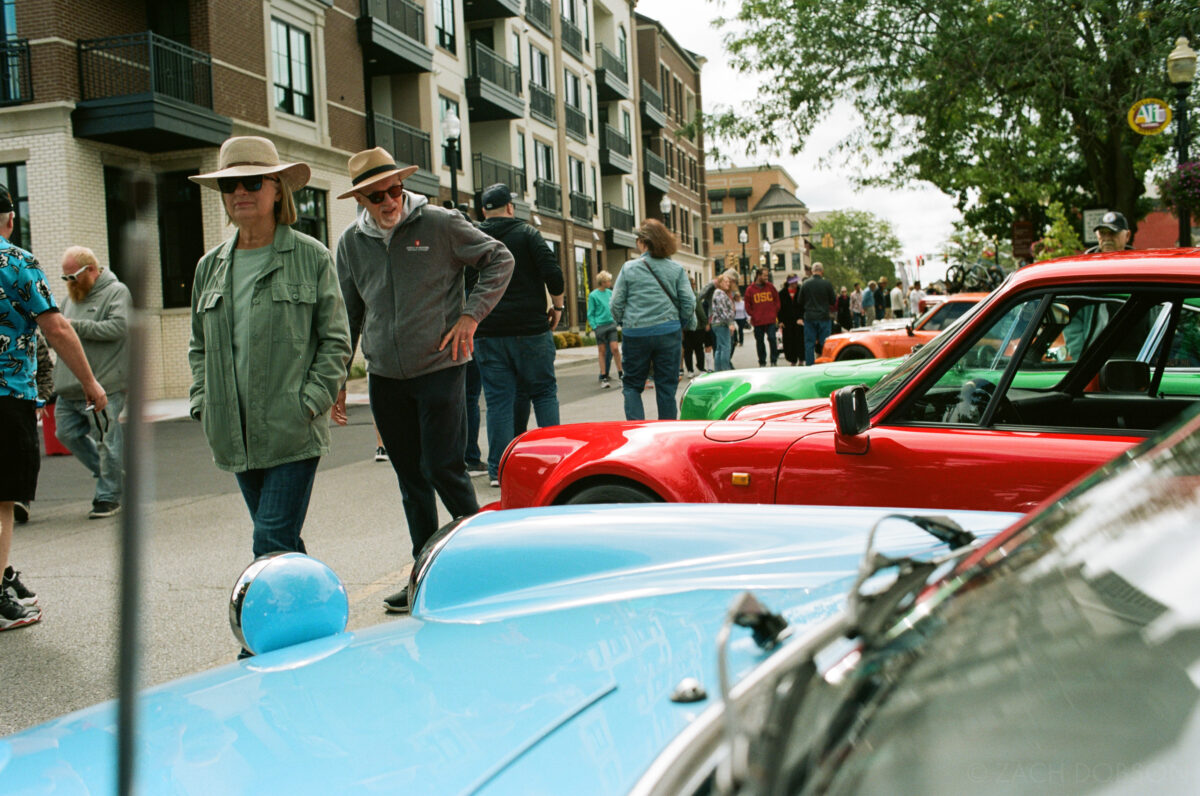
[707,165,812,289]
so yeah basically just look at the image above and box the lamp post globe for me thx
[441,110,462,211]
[659,194,672,219]
[1168,36,1197,247]
[738,228,749,288]
[760,238,772,272]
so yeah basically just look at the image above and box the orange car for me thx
[817,293,987,362]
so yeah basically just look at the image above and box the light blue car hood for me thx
[0,505,1019,795]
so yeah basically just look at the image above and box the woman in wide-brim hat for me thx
[186,136,351,571]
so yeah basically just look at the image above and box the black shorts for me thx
[0,396,40,503]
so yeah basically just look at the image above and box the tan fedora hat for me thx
[337,147,419,199]
[190,136,311,191]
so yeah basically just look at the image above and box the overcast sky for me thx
[635,0,961,270]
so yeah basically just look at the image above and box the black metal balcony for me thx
[72,32,231,152]
[569,190,594,223]
[372,113,439,196]
[535,178,561,215]
[595,43,630,102]
[564,104,587,143]
[643,148,668,194]
[560,16,583,60]
[529,82,556,126]
[466,41,523,120]
[358,0,433,74]
[640,79,666,130]
[1,39,33,106]
[464,0,520,23]
[604,203,637,248]
[599,124,633,175]
[526,0,552,36]
[473,153,530,218]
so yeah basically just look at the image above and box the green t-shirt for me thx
[231,245,275,427]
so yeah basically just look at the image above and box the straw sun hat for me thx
[190,136,311,191]
[337,147,419,200]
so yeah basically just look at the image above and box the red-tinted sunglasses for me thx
[363,184,404,205]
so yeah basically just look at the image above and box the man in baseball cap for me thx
[1086,211,1132,253]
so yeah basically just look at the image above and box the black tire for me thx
[835,345,874,361]
[563,483,661,504]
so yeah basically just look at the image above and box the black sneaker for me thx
[88,501,121,519]
[3,566,37,606]
[0,590,41,631]
[383,586,409,614]
[375,446,389,462]
[13,502,29,523]
[465,462,488,476]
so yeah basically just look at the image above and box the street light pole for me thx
[738,228,749,289]
[760,238,772,276]
[1168,36,1197,247]
[441,109,462,211]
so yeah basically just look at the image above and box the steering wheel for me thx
[943,378,1014,424]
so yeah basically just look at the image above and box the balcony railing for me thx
[641,79,663,112]
[564,104,587,142]
[604,203,634,232]
[601,124,631,158]
[560,16,583,60]
[373,113,432,171]
[526,0,552,36]
[529,82,556,125]
[473,152,527,194]
[78,32,214,106]
[569,190,594,222]
[469,40,520,95]
[361,0,426,44]
[644,149,666,178]
[596,43,627,84]
[535,178,561,214]
[1,39,33,106]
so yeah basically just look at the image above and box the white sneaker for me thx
[489,478,500,488]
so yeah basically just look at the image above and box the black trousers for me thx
[370,366,479,559]
[682,329,707,372]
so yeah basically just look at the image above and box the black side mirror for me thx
[905,323,914,337]
[1099,359,1150,393]
[833,384,869,437]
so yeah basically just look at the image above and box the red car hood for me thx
[727,397,830,422]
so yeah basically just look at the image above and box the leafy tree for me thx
[809,209,902,288]
[709,0,1193,237]
[1034,201,1086,260]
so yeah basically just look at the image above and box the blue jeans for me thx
[804,319,833,366]
[464,358,483,467]
[712,325,733,371]
[55,391,126,504]
[475,332,560,479]
[235,457,320,557]
[621,329,682,420]
[753,323,778,366]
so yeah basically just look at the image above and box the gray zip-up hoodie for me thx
[335,191,514,379]
[53,268,131,399]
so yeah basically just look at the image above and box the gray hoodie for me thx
[335,191,514,380]
[53,268,131,399]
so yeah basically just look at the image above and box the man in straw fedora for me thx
[187,136,351,563]
[332,147,513,614]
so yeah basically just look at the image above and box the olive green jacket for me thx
[188,225,351,473]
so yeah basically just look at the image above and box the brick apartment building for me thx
[0,0,699,398]
[707,164,812,289]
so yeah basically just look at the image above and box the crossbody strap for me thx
[641,258,677,306]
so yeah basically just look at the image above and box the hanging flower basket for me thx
[1159,161,1200,215]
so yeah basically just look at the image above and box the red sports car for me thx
[498,251,1200,514]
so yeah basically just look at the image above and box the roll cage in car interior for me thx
[887,287,1200,434]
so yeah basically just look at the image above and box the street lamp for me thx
[440,109,462,210]
[1168,35,1196,247]
[738,228,749,287]
[659,194,672,226]
[760,238,771,273]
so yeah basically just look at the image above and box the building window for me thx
[517,132,527,180]
[569,156,585,193]
[531,46,550,88]
[292,187,328,245]
[621,109,632,142]
[660,66,671,115]
[792,251,803,269]
[439,95,459,168]
[271,18,313,120]
[534,140,554,181]
[625,182,635,212]
[564,68,581,109]
[586,83,594,132]
[574,244,591,326]
[711,198,723,214]
[1,161,29,251]
[735,196,748,213]
[156,170,204,309]
[617,25,628,67]
[775,253,786,271]
[760,222,768,241]
[773,220,784,239]
[434,0,455,52]
[790,220,800,236]
[713,226,724,244]
[511,30,522,82]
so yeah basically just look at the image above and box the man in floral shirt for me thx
[0,185,107,630]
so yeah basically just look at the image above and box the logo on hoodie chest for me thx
[406,239,430,253]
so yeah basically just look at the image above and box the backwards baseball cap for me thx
[481,183,514,210]
[1094,210,1129,233]
[785,274,799,284]
[0,184,12,214]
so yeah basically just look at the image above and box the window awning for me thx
[707,188,727,200]
[727,186,753,198]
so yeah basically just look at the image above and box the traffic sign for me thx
[1127,98,1172,135]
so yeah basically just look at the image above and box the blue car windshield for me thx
[865,294,993,414]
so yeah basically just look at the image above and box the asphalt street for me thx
[2,345,762,736]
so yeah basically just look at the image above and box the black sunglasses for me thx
[217,175,278,194]
[363,184,404,205]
